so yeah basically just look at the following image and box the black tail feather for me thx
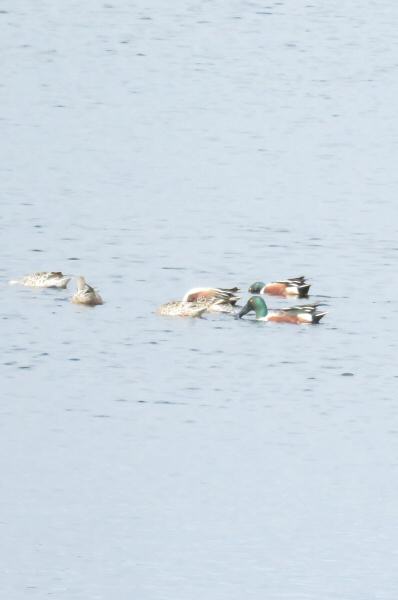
[313,312,327,324]
[298,284,311,297]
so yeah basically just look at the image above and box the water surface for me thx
[1,1,398,598]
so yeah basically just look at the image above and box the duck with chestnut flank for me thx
[238,296,326,324]
[248,276,310,298]
[182,287,240,313]
[158,286,240,317]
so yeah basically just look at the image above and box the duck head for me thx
[248,281,265,294]
[238,296,268,319]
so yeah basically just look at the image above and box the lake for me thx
[1,1,398,598]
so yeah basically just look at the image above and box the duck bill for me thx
[238,304,251,318]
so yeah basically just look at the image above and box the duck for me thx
[71,277,103,306]
[158,286,240,317]
[157,300,211,317]
[182,287,240,313]
[238,296,326,324]
[248,276,310,298]
[9,271,71,289]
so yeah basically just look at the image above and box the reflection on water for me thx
[1,0,398,598]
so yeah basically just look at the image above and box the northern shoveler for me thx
[182,287,239,302]
[71,277,103,306]
[182,287,240,313]
[157,300,210,317]
[248,276,310,298]
[10,271,71,289]
[238,296,326,324]
[158,286,240,317]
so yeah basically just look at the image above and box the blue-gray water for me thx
[1,1,398,598]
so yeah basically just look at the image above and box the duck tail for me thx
[313,311,327,324]
[298,283,311,297]
[220,286,240,293]
[59,276,71,289]
[216,288,240,304]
